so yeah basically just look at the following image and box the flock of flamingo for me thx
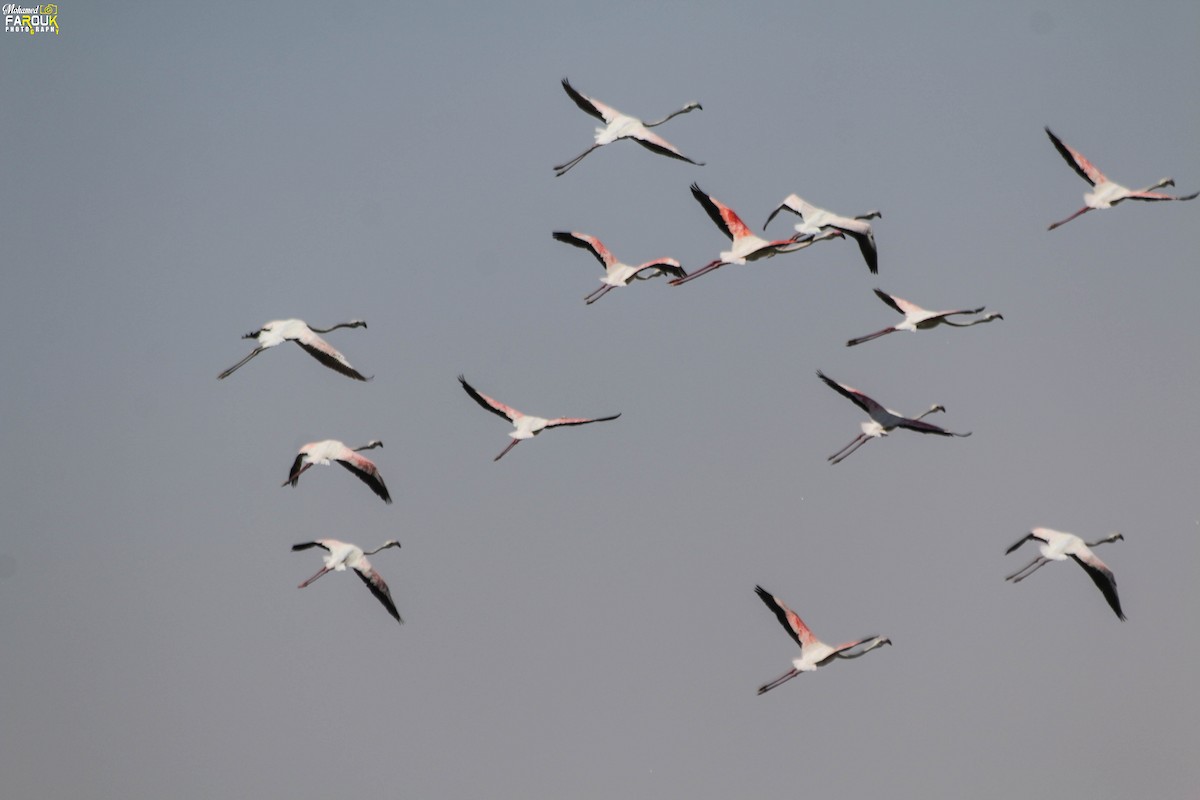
[218,78,1193,690]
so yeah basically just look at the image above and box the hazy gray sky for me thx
[2,2,1198,798]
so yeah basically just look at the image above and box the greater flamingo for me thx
[763,194,881,274]
[669,184,842,286]
[458,375,620,461]
[283,439,391,503]
[217,318,370,381]
[1045,127,1197,230]
[846,289,1003,347]
[1005,528,1125,620]
[552,231,685,304]
[554,78,704,176]
[292,539,403,623]
[817,371,970,464]
[754,585,890,695]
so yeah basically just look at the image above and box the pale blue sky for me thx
[2,3,1198,798]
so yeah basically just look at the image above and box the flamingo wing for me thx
[1125,188,1200,202]
[755,585,817,649]
[544,413,621,429]
[354,559,404,623]
[630,258,685,280]
[763,194,815,229]
[561,78,617,122]
[873,289,909,315]
[630,130,703,165]
[839,226,878,274]
[1070,551,1125,621]
[459,375,520,422]
[893,416,968,437]
[293,334,370,381]
[337,453,392,504]
[553,231,614,269]
[1005,531,1046,554]
[291,541,332,553]
[816,370,879,416]
[1045,127,1105,186]
[691,183,750,241]
[285,453,308,487]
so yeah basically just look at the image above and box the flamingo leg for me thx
[845,327,897,347]
[217,347,265,380]
[298,565,332,588]
[828,434,872,464]
[1006,556,1048,583]
[493,439,521,462]
[669,260,725,286]
[1048,206,1091,231]
[282,461,314,488]
[830,436,873,464]
[757,667,801,695]
[553,144,600,176]
[585,285,615,305]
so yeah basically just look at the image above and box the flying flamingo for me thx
[552,231,685,304]
[845,289,1003,347]
[817,371,970,464]
[754,585,890,695]
[554,78,704,176]
[763,194,881,274]
[292,539,403,623]
[217,318,370,381]
[1005,528,1125,620]
[283,439,391,503]
[669,184,842,286]
[458,375,620,461]
[1045,127,1198,230]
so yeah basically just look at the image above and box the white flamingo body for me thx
[554,79,704,176]
[670,184,841,286]
[846,289,1003,346]
[817,371,970,464]
[553,231,684,304]
[217,318,370,381]
[754,585,890,695]
[459,375,620,461]
[283,439,391,504]
[292,538,403,623]
[1005,528,1125,620]
[764,194,881,274]
[1045,127,1197,230]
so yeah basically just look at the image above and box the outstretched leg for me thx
[828,434,866,462]
[298,565,332,588]
[493,439,521,462]
[830,435,872,465]
[845,327,897,347]
[1048,206,1091,231]
[757,667,801,695]
[585,285,615,305]
[1006,556,1048,583]
[669,260,725,286]
[217,347,265,380]
[553,145,600,176]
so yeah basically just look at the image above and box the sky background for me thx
[2,2,1198,798]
